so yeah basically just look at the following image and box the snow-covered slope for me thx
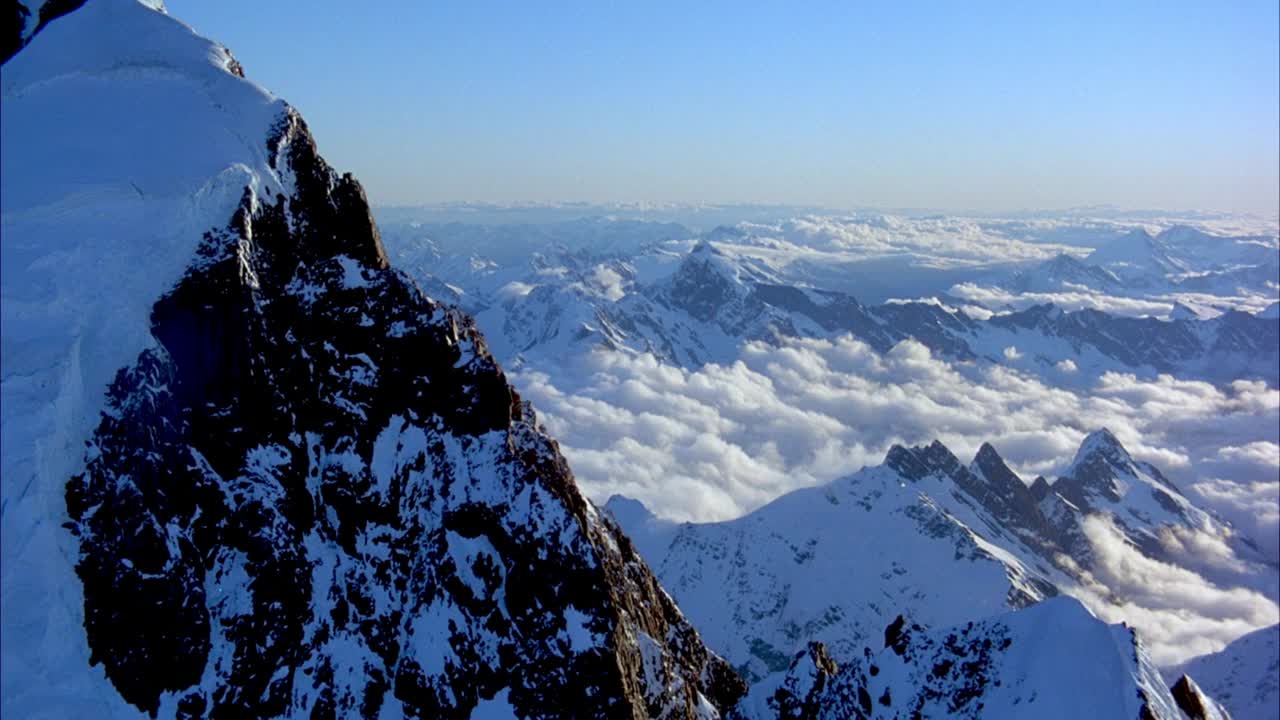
[610,431,1260,690]
[608,441,1064,682]
[2,2,745,717]
[1168,624,1280,720]
[1006,253,1124,294]
[735,597,1220,720]
[1087,228,1190,281]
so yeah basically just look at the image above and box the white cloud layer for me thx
[1071,516,1279,666]
[512,336,1280,664]
[516,337,1278,530]
[952,282,1278,318]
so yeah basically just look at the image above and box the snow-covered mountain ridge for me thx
[608,430,1275,689]
[3,2,744,717]
[733,597,1228,720]
[406,234,1279,387]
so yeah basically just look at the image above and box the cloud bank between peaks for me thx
[511,336,1280,665]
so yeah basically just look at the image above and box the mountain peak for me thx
[972,441,1003,466]
[885,440,963,482]
[1073,427,1131,464]
[691,238,719,255]
[1156,224,1210,244]
[662,239,748,322]
[705,224,748,242]
[1029,476,1052,502]
[604,493,655,525]
[968,442,1025,490]
[4,2,748,715]
[1170,302,1201,321]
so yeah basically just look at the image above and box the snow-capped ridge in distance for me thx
[438,232,1279,386]
[1052,427,1187,514]
[608,436,1066,682]
[1170,301,1206,321]
[610,429,1271,685]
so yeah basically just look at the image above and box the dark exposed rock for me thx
[768,643,840,720]
[884,441,964,482]
[2,0,27,63]
[2,0,86,63]
[961,443,1060,554]
[1029,476,1051,503]
[1169,675,1211,720]
[65,105,744,718]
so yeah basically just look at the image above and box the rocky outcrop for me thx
[767,644,840,720]
[60,50,742,720]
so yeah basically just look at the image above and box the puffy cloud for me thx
[514,337,1278,535]
[1217,442,1280,468]
[512,336,1280,665]
[1189,478,1280,562]
[951,283,1175,317]
[1070,516,1280,666]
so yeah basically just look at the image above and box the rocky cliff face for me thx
[6,2,743,717]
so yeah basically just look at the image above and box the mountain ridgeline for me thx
[6,1,743,717]
[610,430,1259,718]
[455,236,1279,385]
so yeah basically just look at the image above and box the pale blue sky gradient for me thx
[167,1,1279,214]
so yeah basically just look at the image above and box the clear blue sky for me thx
[167,0,1278,214]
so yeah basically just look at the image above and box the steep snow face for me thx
[1168,624,1280,720]
[736,597,1193,720]
[3,1,287,715]
[3,2,745,717]
[609,442,1062,683]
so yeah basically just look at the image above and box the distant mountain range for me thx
[439,238,1279,386]
[1009,225,1279,296]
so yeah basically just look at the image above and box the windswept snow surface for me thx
[2,1,290,715]
[736,597,1199,720]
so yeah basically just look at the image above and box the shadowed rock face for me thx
[64,106,744,718]
[3,0,88,63]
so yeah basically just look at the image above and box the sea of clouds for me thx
[511,337,1280,665]
[382,208,1280,665]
